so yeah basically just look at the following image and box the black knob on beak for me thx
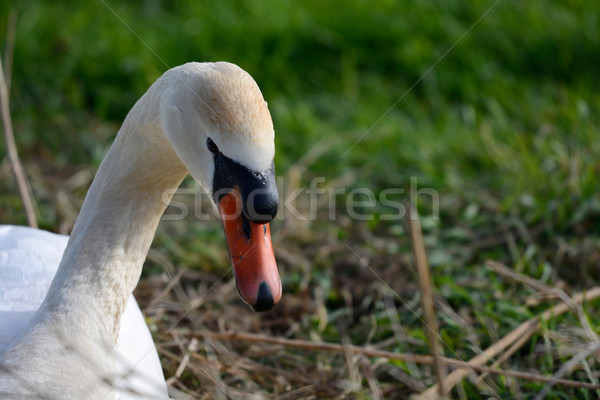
[243,190,278,223]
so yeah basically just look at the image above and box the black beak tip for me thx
[251,281,275,312]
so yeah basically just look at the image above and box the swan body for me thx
[0,62,281,399]
[0,226,167,400]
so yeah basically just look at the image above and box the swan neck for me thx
[45,89,187,340]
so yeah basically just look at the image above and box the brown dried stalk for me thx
[415,287,600,399]
[486,260,599,343]
[0,13,37,228]
[408,206,446,397]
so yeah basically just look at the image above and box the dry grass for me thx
[133,259,600,399]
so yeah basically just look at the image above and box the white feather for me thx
[0,225,168,399]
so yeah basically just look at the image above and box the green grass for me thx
[1,0,600,398]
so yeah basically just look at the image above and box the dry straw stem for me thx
[473,320,534,386]
[175,337,199,378]
[487,260,600,400]
[474,260,600,385]
[534,341,600,400]
[486,260,599,343]
[414,283,600,400]
[0,12,38,228]
[4,9,17,93]
[408,206,446,397]
[196,329,600,391]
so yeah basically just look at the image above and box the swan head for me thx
[160,62,280,311]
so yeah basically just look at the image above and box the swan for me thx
[0,62,281,399]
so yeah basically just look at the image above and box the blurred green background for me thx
[1,0,599,398]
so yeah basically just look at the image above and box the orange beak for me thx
[218,191,281,311]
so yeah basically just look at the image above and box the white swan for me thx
[0,62,282,399]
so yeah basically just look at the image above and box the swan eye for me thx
[207,137,219,154]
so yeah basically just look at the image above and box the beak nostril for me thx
[241,214,252,241]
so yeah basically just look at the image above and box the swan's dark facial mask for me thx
[208,138,281,312]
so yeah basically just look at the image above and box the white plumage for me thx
[0,225,168,399]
